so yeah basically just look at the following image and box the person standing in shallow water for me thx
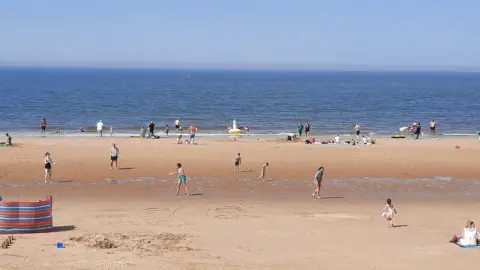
[430,120,436,136]
[354,122,361,141]
[304,122,311,139]
[312,167,324,199]
[297,123,304,138]
[40,118,47,134]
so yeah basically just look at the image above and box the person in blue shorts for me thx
[175,163,190,196]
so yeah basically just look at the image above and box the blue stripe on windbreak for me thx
[0,225,53,232]
[0,216,52,222]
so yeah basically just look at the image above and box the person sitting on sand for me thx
[312,167,324,199]
[176,134,183,144]
[451,220,480,247]
[334,134,340,144]
[381,198,398,227]
[5,133,12,146]
[257,162,269,181]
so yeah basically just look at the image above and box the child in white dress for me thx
[381,198,398,227]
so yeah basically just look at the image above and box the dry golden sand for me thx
[0,137,479,269]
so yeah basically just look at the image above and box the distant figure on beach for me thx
[175,119,181,132]
[234,153,242,172]
[362,135,367,144]
[257,162,269,181]
[165,125,170,136]
[179,125,183,134]
[312,167,324,199]
[175,163,190,196]
[110,126,114,137]
[381,198,398,227]
[297,123,304,137]
[414,122,421,139]
[40,118,47,134]
[334,134,340,144]
[430,120,436,136]
[5,133,12,146]
[140,126,146,138]
[354,122,361,140]
[97,120,104,137]
[148,121,155,138]
[79,127,85,133]
[44,152,53,183]
[110,143,119,170]
[177,134,183,144]
[188,124,198,144]
[304,122,311,139]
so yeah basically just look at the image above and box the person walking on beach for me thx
[257,162,269,181]
[312,167,324,199]
[304,122,311,139]
[148,121,155,138]
[234,153,242,172]
[40,118,47,134]
[414,122,421,139]
[110,126,114,137]
[381,198,398,227]
[430,120,436,136]
[188,124,198,144]
[97,120,104,137]
[175,119,181,132]
[297,123,304,137]
[165,124,170,136]
[44,152,53,183]
[174,163,190,196]
[354,122,361,141]
[110,143,119,170]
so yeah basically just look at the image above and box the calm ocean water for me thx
[1,67,480,136]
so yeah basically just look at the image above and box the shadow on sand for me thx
[320,196,344,199]
[51,225,76,232]
[392,224,409,228]
[118,167,135,171]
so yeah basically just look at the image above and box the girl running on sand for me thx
[234,153,242,172]
[175,163,190,196]
[381,198,398,227]
[44,152,53,183]
[312,167,324,198]
[257,162,269,181]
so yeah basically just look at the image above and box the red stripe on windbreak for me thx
[0,221,52,227]
[0,210,52,216]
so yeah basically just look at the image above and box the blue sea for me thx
[1,67,479,136]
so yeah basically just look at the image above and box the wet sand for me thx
[0,137,479,269]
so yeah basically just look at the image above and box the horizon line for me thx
[1,64,480,73]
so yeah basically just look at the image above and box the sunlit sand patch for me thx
[66,233,194,256]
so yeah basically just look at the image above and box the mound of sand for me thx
[67,233,192,255]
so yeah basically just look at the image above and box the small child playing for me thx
[381,198,398,227]
[234,153,242,172]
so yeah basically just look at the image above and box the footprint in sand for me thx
[296,212,369,221]
[412,245,450,256]
[210,206,246,220]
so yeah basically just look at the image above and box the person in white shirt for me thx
[354,122,361,140]
[334,135,340,144]
[362,135,367,144]
[97,120,104,137]
[175,119,181,132]
[110,143,119,170]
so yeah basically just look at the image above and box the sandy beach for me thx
[1,136,480,269]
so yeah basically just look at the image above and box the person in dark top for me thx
[5,133,12,146]
[165,124,170,136]
[414,122,421,139]
[297,123,304,137]
[148,121,155,138]
[304,122,311,139]
[40,118,47,134]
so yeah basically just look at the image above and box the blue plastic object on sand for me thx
[459,245,477,248]
[56,242,64,248]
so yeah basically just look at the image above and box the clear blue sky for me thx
[1,0,479,70]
